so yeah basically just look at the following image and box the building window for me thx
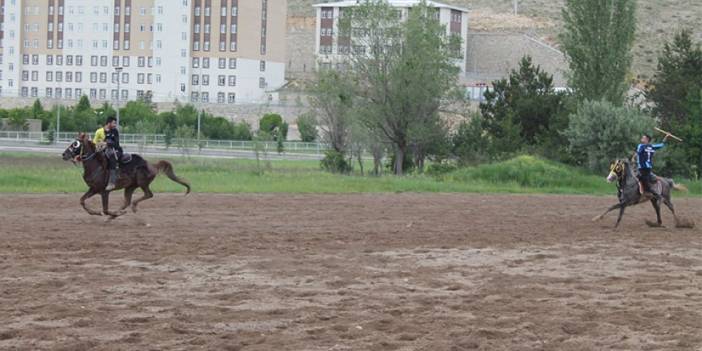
[201,92,209,102]
[218,75,225,86]
[46,88,53,98]
[203,58,210,69]
[202,75,209,86]
[228,93,235,104]
[46,71,53,82]
[259,77,266,89]
[191,75,199,85]
[138,73,145,84]
[90,72,98,83]
[191,92,199,102]
[99,89,106,100]
[217,92,225,103]
[228,75,236,86]
[229,58,237,69]
[260,61,266,72]
[31,87,38,97]
[47,55,54,65]
[218,58,226,69]
[90,89,97,99]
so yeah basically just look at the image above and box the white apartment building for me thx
[0,0,287,105]
[313,0,469,73]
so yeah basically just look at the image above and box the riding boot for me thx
[106,169,118,191]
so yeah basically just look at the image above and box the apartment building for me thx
[313,0,468,73]
[0,0,286,104]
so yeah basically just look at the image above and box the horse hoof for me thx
[592,215,602,222]
[645,220,663,228]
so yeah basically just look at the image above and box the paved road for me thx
[0,141,324,161]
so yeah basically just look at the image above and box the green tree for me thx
[646,29,702,127]
[232,121,253,141]
[119,100,156,131]
[308,70,355,153]
[296,113,318,142]
[6,108,29,131]
[560,0,637,105]
[480,56,571,157]
[452,114,492,166]
[565,100,655,172]
[258,113,288,141]
[75,95,91,113]
[340,0,460,175]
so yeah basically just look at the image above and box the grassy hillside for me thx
[292,0,702,79]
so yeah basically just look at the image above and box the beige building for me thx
[312,0,469,73]
[0,0,287,105]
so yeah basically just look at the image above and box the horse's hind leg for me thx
[131,186,154,214]
[649,199,663,226]
[80,189,102,216]
[120,187,137,211]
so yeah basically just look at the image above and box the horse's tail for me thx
[155,160,191,195]
[667,178,688,192]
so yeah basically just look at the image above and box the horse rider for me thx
[633,133,669,198]
[93,116,123,191]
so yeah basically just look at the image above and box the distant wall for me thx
[0,118,42,132]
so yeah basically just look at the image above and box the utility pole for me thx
[55,104,61,144]
[513,0,518,15]
[196,64,202,146]
[115,66,123,126]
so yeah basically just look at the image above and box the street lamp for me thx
[115,66,123,127]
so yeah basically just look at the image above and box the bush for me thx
[321,150,352,174]
[565,100,655,172]
[426,160,458,176]
[232,121,253,141]
[452,116,492,166]
[296,113,318,142]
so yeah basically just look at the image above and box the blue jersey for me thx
[636,143,664,169]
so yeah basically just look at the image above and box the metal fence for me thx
[0,131,329,155]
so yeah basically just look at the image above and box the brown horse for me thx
[62,133,190,218]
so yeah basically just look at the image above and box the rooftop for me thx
[313,0,469,13]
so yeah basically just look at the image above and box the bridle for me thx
[609,160,637,191]
[69,139,98,163]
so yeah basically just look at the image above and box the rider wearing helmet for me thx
[634,133,669,198]
[94,116,123,191]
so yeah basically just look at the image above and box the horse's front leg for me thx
[593,203,621,222]
[101,191,126,218]
[80,189,102,216]
[615,205,627,228]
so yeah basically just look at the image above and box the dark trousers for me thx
[105,147,121,170]
[638,168,655,192]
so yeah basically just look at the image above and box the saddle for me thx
[120,153,133,164]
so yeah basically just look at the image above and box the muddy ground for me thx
[1,193,701,350]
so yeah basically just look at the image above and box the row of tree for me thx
[305,0,702,178]
[0,96,306,147]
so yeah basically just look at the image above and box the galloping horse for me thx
[593,159,685,228]
[62,133,190,218]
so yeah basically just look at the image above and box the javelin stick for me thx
[654,127,683,142]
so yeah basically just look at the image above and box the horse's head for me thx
[607,159,627,183]
[61,133,91,162]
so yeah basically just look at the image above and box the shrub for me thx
[321,150,352,174]
[296,113,318,142]
[565,100,655,172]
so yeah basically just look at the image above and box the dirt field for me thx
[1,193,701,350]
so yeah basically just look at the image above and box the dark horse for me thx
[593,159,685,228]
[62,133,191,218]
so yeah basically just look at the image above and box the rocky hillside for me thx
[288,0,702,79]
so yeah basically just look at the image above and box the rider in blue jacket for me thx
[634,133,669,197]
